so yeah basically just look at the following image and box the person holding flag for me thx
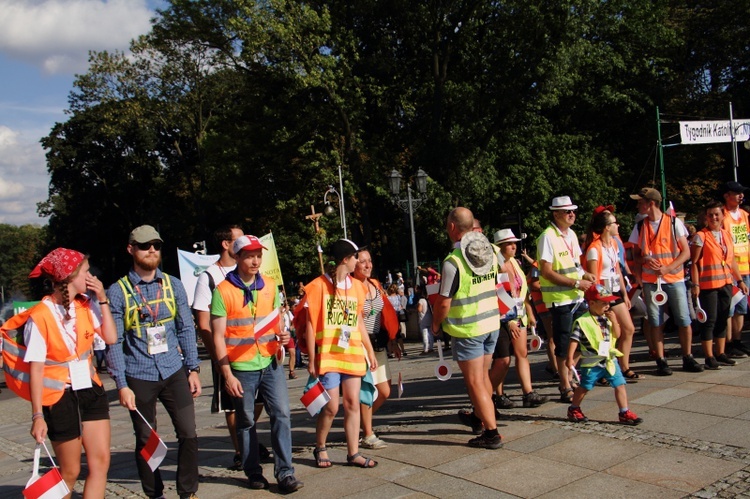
[211,235,303,493]
[304,239,380,468]
[722,181,750,357]
[17,249,117,497]
[690,201,749,369]
[107,225,202,499]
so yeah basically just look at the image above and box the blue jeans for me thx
[550,301,587,358]
[643,281,691,327]
[232,361,295,480]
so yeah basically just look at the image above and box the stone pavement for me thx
[2,333,750,498]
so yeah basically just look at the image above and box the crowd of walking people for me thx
[5,181,750,497]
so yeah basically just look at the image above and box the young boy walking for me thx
[566,285,643,425]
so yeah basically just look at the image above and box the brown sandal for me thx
[622,369,642,381]
[559,387,574,403]
[347,452,377,468]
[313,447,332,468]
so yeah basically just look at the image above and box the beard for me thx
[134,251,161,271]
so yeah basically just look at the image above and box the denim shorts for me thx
[452,330,499,362]
[579,363,626,391]
[730,275,750,317]
[319,371,358,390]
[642,280,691,327]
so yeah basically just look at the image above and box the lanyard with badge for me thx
[597,318,611,356]
[333,277,352,349]
[51,300,93,391]
[558,227,584,279]
[134,284,169,355]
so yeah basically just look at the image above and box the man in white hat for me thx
[431,207,503,449]
[537,196,596,403]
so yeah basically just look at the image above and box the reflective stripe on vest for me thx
[216,276,279,369]
[443,248,500,338]
[116,274,176,336]
[537,226,582,306]
[306,276,367,377]
[723,208,750,275]
[1,298,100,406]
[575,313,622,375]
[638,214,684,284]
[696,229,734,290]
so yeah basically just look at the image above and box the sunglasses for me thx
[564,210,577,215]
[135,241,162,251]
[607,221,619,225]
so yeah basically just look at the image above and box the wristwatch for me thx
[573,280,580,289]
[187,366,201,375]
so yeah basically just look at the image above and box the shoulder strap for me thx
[207,271,216,292]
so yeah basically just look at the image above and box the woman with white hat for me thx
[488,229,548,409]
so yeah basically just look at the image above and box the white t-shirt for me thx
[628,216,689,245]
[192,263,236,312]
[538,225,582,265]
[93,333,106,351]
[23,298,102,362]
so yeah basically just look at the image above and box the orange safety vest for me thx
[527,262,548,315]
[722,207,750,275]
[1,298,100,407]
[695,229,734,290]
[636,214,684,284]
[305,275,367,377]
[215,276,280,368]
[585,238,620,288]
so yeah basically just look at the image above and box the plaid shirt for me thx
[106,268,199,390]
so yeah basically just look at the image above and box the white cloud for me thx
[0,125,50,225]
[0,0,154,75]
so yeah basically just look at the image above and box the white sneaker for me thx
[360,433,387,449]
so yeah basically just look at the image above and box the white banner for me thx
[679,119,750,145]
[177,250,219,306]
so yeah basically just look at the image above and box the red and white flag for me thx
[23,468,69,499]
[732,285,746,310]
[496,274,515,315]
[667,201,676,217]
[140,429,168,472]
[301,379,331,416]
[255,308,281,337]
[398,372,404,399]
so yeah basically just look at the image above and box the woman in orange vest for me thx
[584,210,639,380]
[305,239,379,468]
[25,248,116,496]
[690,201,749,369]
[352,248,399,450]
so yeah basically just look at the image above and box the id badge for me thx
[516,299,526,317]
[597,340,611,357]
[337,326,351,349]
[69,360,93,390]
[147,325,169,355]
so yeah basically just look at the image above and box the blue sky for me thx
[0,0,165,225]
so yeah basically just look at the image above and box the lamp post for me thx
[323,184,347,239]
[388,168,428,283]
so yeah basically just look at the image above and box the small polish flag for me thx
[667,201,676,217]
[731,285,746,309]
[496,274,515,315]
[398,372,403,399]
[23,468,69,499]
[425,283,440,307]
[140,429,168,472]
[255,308,281,337]
[301,379,331,416]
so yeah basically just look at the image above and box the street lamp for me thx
[388,168,428,282]
[323,184,347,239]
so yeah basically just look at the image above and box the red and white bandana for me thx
[29,248,85,282]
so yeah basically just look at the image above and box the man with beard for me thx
[107,225,202,499]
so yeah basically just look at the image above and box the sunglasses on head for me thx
[135,241,162,251]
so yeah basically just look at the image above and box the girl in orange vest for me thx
[690,201,749,369]
[25,248,117,497]
[585,210,639,380]
[305,239,379,469]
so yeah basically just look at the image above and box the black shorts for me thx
[43,383,109,442]
[611,290,625,307]
[492,323,514,359]
[211,367,235,413]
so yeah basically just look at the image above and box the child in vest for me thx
[566,284,643,425]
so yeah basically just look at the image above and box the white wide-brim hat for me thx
[460,231,494,276]
[549,196,578,211]
[493,228,522,245]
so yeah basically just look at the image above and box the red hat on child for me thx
[584,284,618,303]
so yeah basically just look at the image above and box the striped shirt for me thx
[363,287,383,337]
[106,268,199,390]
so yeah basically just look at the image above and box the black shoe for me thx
[467,432,503,449]
[229,453,242,471]
[727,344,748,359]
[716,353,737,366]
[493,393,516,410]
[732,340,750,357]
[457,409,484,435]
[656,357,673,376]
[278,475,304,493]
[522,391,548,408]
[259,444,272,462]
[683,355,704,373]
[248,474,270,490]
[704,356,721,370]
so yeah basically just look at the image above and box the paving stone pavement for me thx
[2,332,750,498]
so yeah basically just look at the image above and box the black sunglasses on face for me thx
[564,210,577,215]
[135,241,162,251]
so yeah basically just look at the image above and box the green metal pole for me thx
[656,106,667,211]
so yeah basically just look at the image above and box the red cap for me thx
[593,204,615,216]
[584,284,618,303]
[232,235,267,254]
[29,248,85,282]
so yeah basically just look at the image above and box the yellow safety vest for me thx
[116,274,176,336]
[537,225,582,307]
[575,313,622,375]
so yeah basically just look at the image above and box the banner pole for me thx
[657,106,667,211]
[730,102,739,181]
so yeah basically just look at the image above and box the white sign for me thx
[679,120,750,145]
